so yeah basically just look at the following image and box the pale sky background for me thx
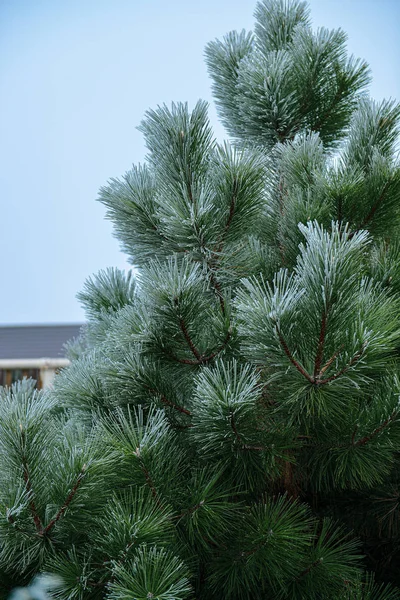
[0,0,399,325]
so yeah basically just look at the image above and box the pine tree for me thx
[2,1,400,598]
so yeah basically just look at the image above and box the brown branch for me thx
[319,344,345,376]
[209,269,226,316]
[278,175,285,217]
[314,309,328,377]
[42,466,87,536]
[230,413,242,444]
[224,183,238,235]
[350,180,391,239]
[133,449,163,508]
[147,387,191,416]
[172,329,231,366]
[317,342,366,385]
[87,580,106,589]
[276,328,314,384]
[201,330,231,362]
[359,180,391,231]
[203,180,238,317]
[278,175,287,266]
[351,425,358,445]
[296,558,323,582]
[355,410,398,447]
[19,426,43,532]
[175,500,205,520]
[178,316,202,361]
[313,72,350,135]
[229,413,264,452]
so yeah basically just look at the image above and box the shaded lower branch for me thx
[175,500,205,520]
[295,558,323,582]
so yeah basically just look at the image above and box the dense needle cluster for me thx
[1,1,400,598]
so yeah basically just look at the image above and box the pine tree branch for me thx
[359,180,391,230]
[124,180,172,245]
[314,309,328,377]
[229,413,264,451]
[277,326,365,386]
[313,78,347,134]
[282,458,299,498]
[200,330,231,362]
[276,328,314,383]
[295,557,323,582]
[319,344,345,376]
[208,268,226,316]
[175,500,205,520]
[19,426,43,533]
[351,425,358,445]
[42,466,87,536]
[354,410,398,447]
[22,461,43,532]
[178,315,202,361]
[223,180,238,237]
[316,342,366,384]
[278,174,285,217]
[147,387,192,416]
[133,448,163,508]
[278,175,287,265]
[202,180,239,317]
[172,330,231,365]
[350,179,391,238]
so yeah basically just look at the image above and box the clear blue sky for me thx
[0,0,399,324]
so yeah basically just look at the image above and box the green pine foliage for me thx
[2,0,400,598]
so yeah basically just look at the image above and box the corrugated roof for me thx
[0,324,84,359]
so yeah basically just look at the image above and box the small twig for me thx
[355,410,398,447]
[296,558,323,581]
[147,386,191,416]
[314,310,328,378]
[208,270,226,316]
[276,328,314,384]
[358,180,391,231]
[178,317,202,361]
[351,425,358,445]
[172,330,231,366]
[133,449,163,509]
[175,500,205,520]
[229,413,264,452]
[317,343,366,385]
[319,344,345,376]
[42,466,87,536]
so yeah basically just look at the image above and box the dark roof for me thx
[0,324,84,359]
